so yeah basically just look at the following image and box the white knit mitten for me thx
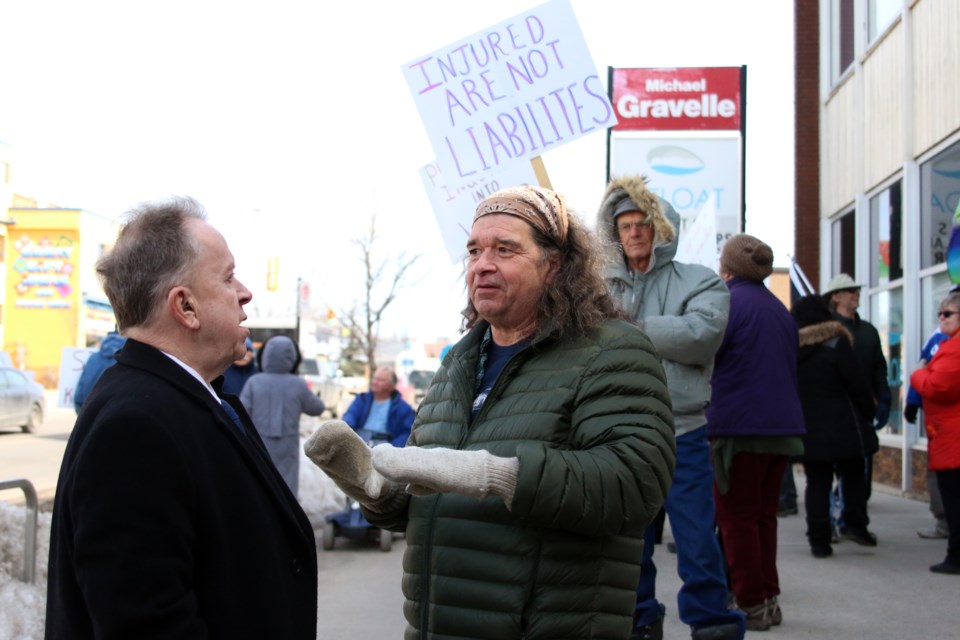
[371,445,519,509]
[303,420,389,503]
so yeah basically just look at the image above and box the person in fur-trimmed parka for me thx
[596,175,744,640]
[792,295,876,559]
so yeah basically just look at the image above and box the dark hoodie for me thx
[239,336,325,494]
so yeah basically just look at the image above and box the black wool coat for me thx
[796,321,876,462]
[45,338,318,640]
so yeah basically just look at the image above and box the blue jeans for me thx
[635,427,746,636]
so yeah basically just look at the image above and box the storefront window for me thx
[915,272,956,439]
[871,287,903,435]
[870,180,902,286]
[868,0,900,42]
[920,141,960,269]
[831,0,856,82]
[831,210,856,278]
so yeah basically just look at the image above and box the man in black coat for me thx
[45,197,318,639]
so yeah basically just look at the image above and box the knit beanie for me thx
[720,234,774,281]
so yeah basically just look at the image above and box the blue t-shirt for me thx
[361,398,391,435]
[471,339,529,423]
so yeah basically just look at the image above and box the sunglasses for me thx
[938,310,958,319]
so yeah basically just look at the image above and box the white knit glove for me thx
[371,444,519,509]
[303,420,389,504]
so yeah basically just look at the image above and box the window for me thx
[868,0,900,42]
[920,141,960,269]
[871,288,903,435]
[870,180,902,286]
[832,210,856,278]
[831,0,856,82]
[915,272,956,439]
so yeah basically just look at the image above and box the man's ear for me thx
[168,286,200,330]
[544,253,562,285]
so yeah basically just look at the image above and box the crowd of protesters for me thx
[55,185,958,640]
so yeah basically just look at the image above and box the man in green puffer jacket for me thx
[305,184,676,640]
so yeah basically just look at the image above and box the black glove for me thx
[874,401,890,429]
[903,403,919,424]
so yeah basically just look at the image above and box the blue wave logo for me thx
[647,146,705,176]
[933,153,960,179]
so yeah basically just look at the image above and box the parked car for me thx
[298,358,348,418]
[0,366,45,433]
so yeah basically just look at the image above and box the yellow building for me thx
[4,207,119,388]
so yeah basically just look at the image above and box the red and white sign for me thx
[612,67,742,131]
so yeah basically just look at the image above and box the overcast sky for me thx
[0,0,795,342]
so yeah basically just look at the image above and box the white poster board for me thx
[674,196,720,271]
[58,346,94,409]
[420,159,539,263]
[403,0,616,181]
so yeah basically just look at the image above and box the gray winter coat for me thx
[240,336,324,495]
[597,175,730,436]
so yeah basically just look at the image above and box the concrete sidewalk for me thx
[4,417,957,638]
[657,465,957,638]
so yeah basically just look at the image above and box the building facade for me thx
[817,0,960,493]
[4,207,119,387]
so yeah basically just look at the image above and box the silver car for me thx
[0,367,45,433]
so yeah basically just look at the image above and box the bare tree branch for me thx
[342,214,423,383]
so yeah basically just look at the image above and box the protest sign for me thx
[403,0,616,180]
[58,346,94,409]
[420,159,539,262]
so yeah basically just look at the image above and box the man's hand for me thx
[874,401,891,430]
[371,445,519,509]
[303,421,388,503]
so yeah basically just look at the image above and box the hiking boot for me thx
[839,527,878,546]
[777,505,798,517]
[691,622,742,639]
[929,560,960,575]
[810,543,833,558]
[766,596,782,626]
[738,602,771,632]
[631,617,663,640]
[917,524,949,539]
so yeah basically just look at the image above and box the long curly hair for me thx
[461,212,627,338]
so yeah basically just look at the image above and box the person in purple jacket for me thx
[706,234,806,631]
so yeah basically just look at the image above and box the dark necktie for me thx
[220,399,246,436]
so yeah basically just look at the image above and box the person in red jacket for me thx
[910,290,960,575]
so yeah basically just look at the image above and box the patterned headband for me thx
[473,185,569,245]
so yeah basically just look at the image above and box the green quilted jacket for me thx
[365,319,675,639]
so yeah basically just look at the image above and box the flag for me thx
[948,199,960,284]
[788,258,816,305]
